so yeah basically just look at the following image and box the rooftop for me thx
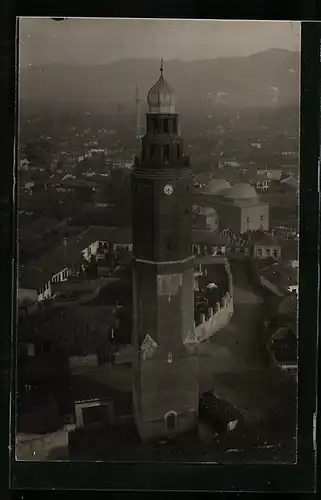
[24,226,129,278]
[250,231,280,247]
[259,260,298,291]
[192,230,229,246]
[18,305,117,355]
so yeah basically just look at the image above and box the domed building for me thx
[216,182,269,234]
[196,179,269,234]
[192,205,219,231]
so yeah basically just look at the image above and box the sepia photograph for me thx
[16,18,300,463]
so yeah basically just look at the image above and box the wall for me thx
[37,281,52,301]
[81,240,101,261]
[240,203,269,233]
[137,354,199,441]
[217,204,241,234]
[195,292,234,342]
[16,426,74,461]
[253,245,281,260]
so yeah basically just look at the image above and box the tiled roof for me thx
[51,277,119,294]
[28,226,118,276]
[19,216,59,240]
[192,230,228,246]
[251,231,280,247]
[18,305,117,355]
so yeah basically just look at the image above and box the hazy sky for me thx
[19,18,300,68]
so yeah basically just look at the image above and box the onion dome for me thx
[147,59,176,114]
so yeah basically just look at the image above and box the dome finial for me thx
[160,58,164,76]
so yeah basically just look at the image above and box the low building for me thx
[19,226,133,301]
[250,231,282,260]
[196,179,270,234]
[18,305,117,372]
[192,230,229,257]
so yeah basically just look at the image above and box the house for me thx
[192,230,229,257]
[18,305,117,372]
[250,231,282,260]
[19,226,133,301]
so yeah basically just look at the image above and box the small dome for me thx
[203,178,232,195]
[222,182,258,200]
[147,60,176,114]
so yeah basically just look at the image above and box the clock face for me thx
[164,184,174,196]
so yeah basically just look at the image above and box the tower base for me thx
[135,410,198,443]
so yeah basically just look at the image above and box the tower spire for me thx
[160,58,164,76]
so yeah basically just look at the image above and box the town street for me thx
[199,259,296,419]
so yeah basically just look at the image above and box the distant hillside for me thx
[19,49,300,109]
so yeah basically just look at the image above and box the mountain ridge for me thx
[19,49,300,108]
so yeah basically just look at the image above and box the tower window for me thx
[150,145,155,158]
[163,145,170,162]
[177,144,181,159]
[163,119,169,133]
[165,411,177,432]
[260,215,264,221]
[173,118,178,133]
[152,118,159,133]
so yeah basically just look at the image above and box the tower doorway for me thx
[165,411,177,432]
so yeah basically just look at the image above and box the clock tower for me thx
[132,60,199,442]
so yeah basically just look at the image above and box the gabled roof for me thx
[27,226,119,277]
[281,176,299,189]
[251,231,280,247]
